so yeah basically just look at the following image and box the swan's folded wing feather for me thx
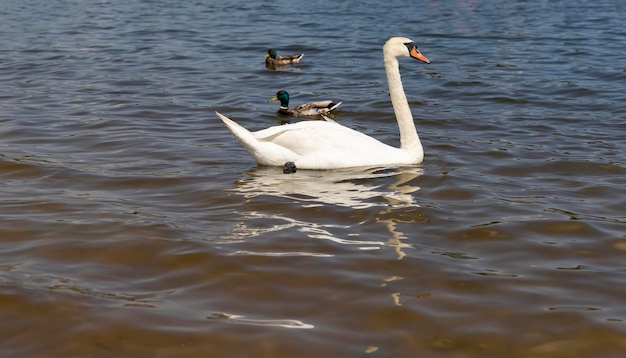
[255,121,388,156]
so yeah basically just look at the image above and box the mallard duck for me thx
[265,49,304,67]
[216,37,430,171]
[268,90,342,118]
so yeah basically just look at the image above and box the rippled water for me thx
[1,0,625,356]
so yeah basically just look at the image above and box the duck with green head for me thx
[265,49,304,67]
[268,90,342,118]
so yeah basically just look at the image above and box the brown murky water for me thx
[1,0,625,357]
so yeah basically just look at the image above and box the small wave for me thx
[207,312,314,329]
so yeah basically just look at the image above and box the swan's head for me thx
[384,37,430,64]
[268,90,290,107]
[265,49,277,59]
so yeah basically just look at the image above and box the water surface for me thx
[1,0,625,356]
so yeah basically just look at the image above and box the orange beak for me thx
[410,46,430,64]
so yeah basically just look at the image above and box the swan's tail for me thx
[215,111,259,148]
[216,111,297,167]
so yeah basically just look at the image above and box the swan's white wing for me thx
[254,121,405,169]
[254,121,373,153]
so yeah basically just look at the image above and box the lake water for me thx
[1,0,625,356]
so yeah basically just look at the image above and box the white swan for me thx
[216,37,430,171]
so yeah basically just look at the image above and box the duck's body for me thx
[265,49,303,67]
[218,37,430,171]
[268,90,342,118]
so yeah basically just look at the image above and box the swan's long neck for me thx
[384,53,422,157]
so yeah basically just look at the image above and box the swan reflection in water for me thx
[231,165,422,209]
[225,166,423,259]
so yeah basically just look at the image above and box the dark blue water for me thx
[1,0,625,356]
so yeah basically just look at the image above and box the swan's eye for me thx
[404,42,417,52]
